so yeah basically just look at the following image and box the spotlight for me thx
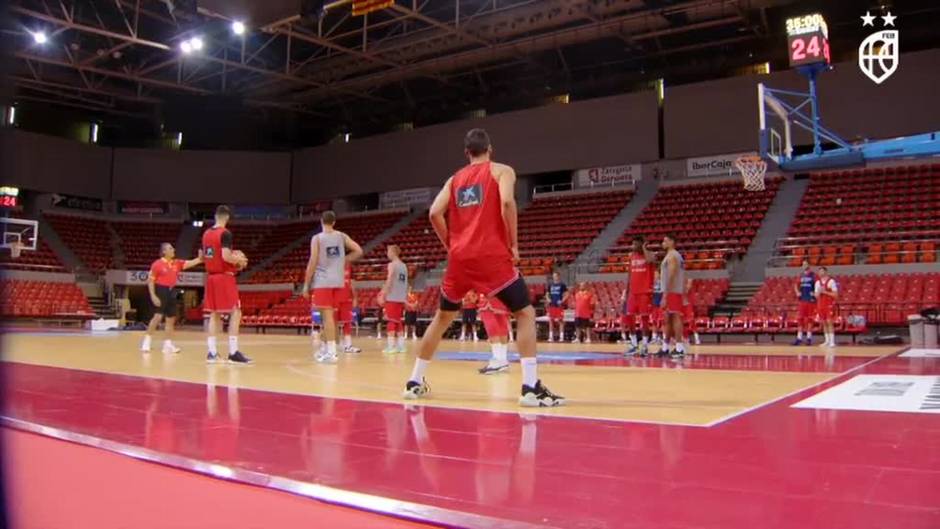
[231,21,246,36]
[31,31,47,44]
[180,40,192,53]
[190,37,203,51]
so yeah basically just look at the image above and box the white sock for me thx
[797,331,804,340]
[344,334,352,348]
[560,331,565,341]
[141,335,151,350]
[162,339,172,349]
[642,335,648,345]
[807,331,813,340]
[228,336,238,354]
[327,341,337,356]
[676,341,686,353]
[208,336,217,354]
[410,358,429,383]
[694,332,700,342]
[387,336,395,349]
[630,334,638,347]
[520,357,538,387]
[397,335,405,348]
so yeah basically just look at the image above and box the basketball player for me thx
[683,277,701,346]
[402,128,563,406]
[301,211,364,363]
[404,287,420,340]
[814,266,839,347]
[202,205,251,363]
[378,244,409,354]
[624,236,656,355]
[459,290,480,342]
[793,259,817,346]
[478,296,511,375]
[660,234,686,357]
[545,272,569,342]
[335,263,361,353]
[572,282,595,344]
[141,243,202,354]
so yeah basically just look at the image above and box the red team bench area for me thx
[602,178,782,272]
[778,164,940,266]
[0,279,93,319]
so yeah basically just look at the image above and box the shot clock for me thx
[785,13,831,68]
[0,187,19,209]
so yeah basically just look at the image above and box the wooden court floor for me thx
[0,331,900,426]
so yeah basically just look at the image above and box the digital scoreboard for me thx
[785,13,831,68]
[0,187,19,209]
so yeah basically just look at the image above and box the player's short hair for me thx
[160,242,173,255]
[802,258,810,266]
[215,205,232,218]
[633,236,645,245]
[321,210,336,226]
[464,128,491,156]
[664,233,677,243]
[818,266,828,273]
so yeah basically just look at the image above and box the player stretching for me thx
[793,259,817,345]
[815,266,838,347]
[659,234,686,357]
[624,236,656,355]
[404,287,420,340]
[545,272,569,342]
[202,205,251,364]
[402,128,564,407]
[336,263,361,353]
[302,211,363,363]
[141,243,202,354]
[378,245,409,354]
[478,296,511,375]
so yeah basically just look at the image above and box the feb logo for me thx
[858,10,898,84]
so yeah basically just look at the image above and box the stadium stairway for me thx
[574,177,658,270]
[732,177,809,283]
[711,281,763,317]
[107,223,126,269]
[35,216,83,273]
[238,226,320,283]
[361,209,425,256]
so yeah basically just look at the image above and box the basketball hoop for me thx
[735,155,767,191]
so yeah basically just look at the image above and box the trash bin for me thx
[926,319,939,349]
[908,315,925,348]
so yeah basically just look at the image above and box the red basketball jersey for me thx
[202,226,237,275]
[447,161,511,261]
[628,253,653,295]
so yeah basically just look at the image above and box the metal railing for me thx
[767,234,940,268]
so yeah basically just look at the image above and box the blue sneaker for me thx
[207,352,219,363]
[803,338,813,346]
[791,338,803,346]
[228,351,253,364]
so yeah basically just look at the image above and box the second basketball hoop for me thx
[735,155,767,191]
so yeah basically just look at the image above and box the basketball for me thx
[232,250,248,270]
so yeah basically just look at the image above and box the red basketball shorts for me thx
[384,301,404,323]
[817,298,835,320]
[798,301,817,323]
[626,293,652,316]
[204,273,240,312]
[481,310,510,338]
[313,288,342,309]
[441,256,518,305]
[336,301,354,323]
[663,293,684,314]
[547,306,564,321]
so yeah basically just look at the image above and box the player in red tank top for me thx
[624,236,656,356]
[402,128,563,407]
[201,205,250,364]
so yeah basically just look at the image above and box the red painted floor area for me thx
[2,355,939,529]
[1,428,437,529]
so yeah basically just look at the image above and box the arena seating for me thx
[603,178,782,272]
[516,190,633,275]
[249,211,406,284]
[744,273,939,325]
[579,279,729,318]
[238,290,293,316]
[111,221,184,269]
[354,215,443,281]
[0,279,93,318]
[777,164,940,266]
[44,213,113,272]
[0,238,65,272]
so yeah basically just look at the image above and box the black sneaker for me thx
[228,351,253,364]
[207,352,219,364]
[478,363,510,375]
[403,378,430,400]
[519,380,565,407]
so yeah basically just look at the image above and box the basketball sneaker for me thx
[791,338,803,346]
[383,346,399,354]
[140,335,151,353]
[162,342,181,354]
[519,380,565,407]
[315,349,337,363]
[478,362,509,375]
[403,378,430,399]
[228,351,253,364]
[624,344,638,356]
[638,343,649,357]
[343,345,362,353]
[206,352,219,363]
[396,345,408,354]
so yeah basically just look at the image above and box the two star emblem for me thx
[861,11,896,27]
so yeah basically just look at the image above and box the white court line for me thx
[701,349,903,428]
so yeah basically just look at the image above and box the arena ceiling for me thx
[4,0,940,144]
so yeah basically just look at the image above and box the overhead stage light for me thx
[232,21,246,36]
[180,40,192,54]
[190,37,203,51]
[31,31,47,44]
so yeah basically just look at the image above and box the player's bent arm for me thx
[495,164,518,250]
[343,234,363,262]
[181,258,202,270]
[429,178,452,249]
[302,237,319,293]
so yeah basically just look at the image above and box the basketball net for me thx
[735,155,767,192]
[9,241,24,259]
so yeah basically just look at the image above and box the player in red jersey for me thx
[571,283,596,344]
[623,236,656,356]
[659,233,687,357]
[459,290,480,341]
[402,128,563,407]
[141,242,202,354]
[814,266,839,347]
[478,296,511,375]
[404,288,420,340]
[683,278,701,346]
[201,205,250,364]
[334,263,361,353]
